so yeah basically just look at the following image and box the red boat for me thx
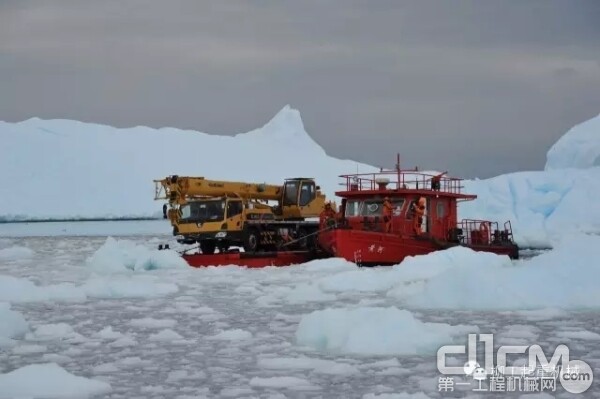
[317,158,519,266]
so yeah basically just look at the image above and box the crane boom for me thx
[155,176,285,204]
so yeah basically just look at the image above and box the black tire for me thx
[199,240,216,255]
[243,229,259,253]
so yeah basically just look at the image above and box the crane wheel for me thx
[244,229,259,253]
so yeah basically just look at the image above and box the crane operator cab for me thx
[279,178,321,218]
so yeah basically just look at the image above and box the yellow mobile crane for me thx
[154,176,328,253]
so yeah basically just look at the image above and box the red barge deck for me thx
[183,250,323,268]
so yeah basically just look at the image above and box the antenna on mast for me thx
[396,153,401,187]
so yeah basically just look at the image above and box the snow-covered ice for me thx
[1,109,600,397]
[25,323,86,343]
[12,344,48,355]
[93,326,125,340]
[248,376,320,390]
[81,275,179,299]
[0,245,34,261]
[0,273,178,303]
[0,274,86,303]
[0,303,29,345]
[0,363,111,398]
[1,233,599,397]
[256,234,600,312]
[130,317,177,329]
[208,329,253,341]
[108,336,138,348]
[87,236,187,272]
[296,307,475,355]
[257,356,360,375]
[148,328,185,342]
[403,233,600,310]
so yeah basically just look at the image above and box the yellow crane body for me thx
[154,175,330,253]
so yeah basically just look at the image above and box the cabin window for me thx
[180,204,191,219]
[283,181,299,205]
[205,200,225,221]
[226,200,243,218]
[361,200,383,216]
[299,181,315,206]
[180,200,225,222]
[437,202,446,218]
[345,200,360,216]
[345,199,404,217]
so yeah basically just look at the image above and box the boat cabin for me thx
[334,168,512,246]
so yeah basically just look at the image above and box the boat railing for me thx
[344,216,515,246]
[339,170,464,194]
[459,219,514,245]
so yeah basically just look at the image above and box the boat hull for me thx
[183,250,322,268]
[318,229,518,266]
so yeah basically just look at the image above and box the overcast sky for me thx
[2,1,599,177]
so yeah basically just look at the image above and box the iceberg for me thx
[0,106,374,222]
[545,112,600,170]
[2,107,598,247]
[460,167,600,247]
